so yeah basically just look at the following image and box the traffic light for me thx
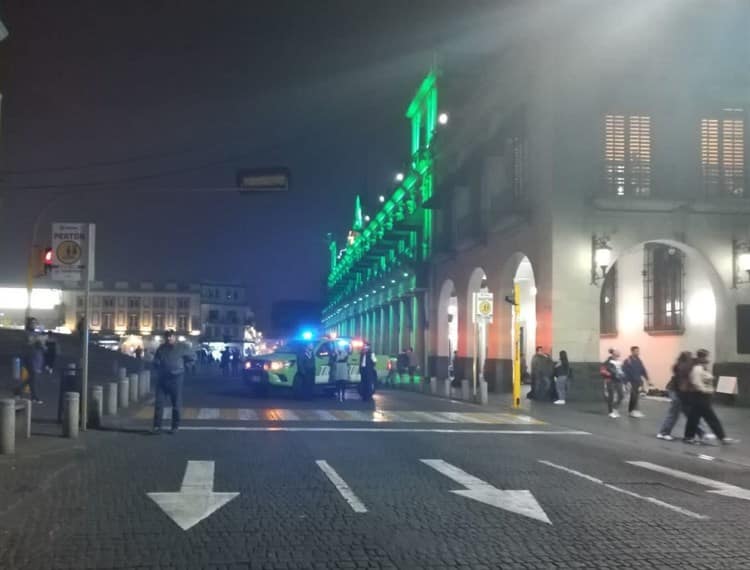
[43,247,53,275]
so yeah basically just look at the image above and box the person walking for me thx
[359,341,377,401]
[680,349,736,445]
[601,348,625,418]
[407,347,419,383]
[152,330,195,434]
[623,346,649,418]
[297,341,316,400]
[331,342,351,402]
[656,351,708,441]
[530,346,553,401]
[552,350,573,405]
[396,348,409,383]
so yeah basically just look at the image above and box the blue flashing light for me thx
[301,330,314,341]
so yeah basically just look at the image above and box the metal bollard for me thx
[143,370,151,394]
[478,380,488,405]
[1,399,16,455]
[138,370,148,397]
[106,382,118,415]
[118,379,129,409]
[90,385,103,428]
[430,377,437,395]
[24,400,32,438]
[129,373,139,402]
[461,379,471,401]
[442,378,452,398]
[118,367,127,381]
[63,392,80,438]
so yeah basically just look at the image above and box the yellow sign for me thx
[477,300,492,316]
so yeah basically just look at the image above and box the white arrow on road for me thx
[421,459,551,524]
[628,460,750,501]
[147,460,239,530]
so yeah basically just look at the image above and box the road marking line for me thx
[628,461,750,501]
[538,460,708,520]
[313,410,338,421]
[411,411,453,423]
[163,408,172,421]
[315,460,368,513]
[262,409,282,421]
[197,408,220,420]
[219,408,237,420]
[237,409,258,421]
[275,409,300,421]
[178,426,590,434]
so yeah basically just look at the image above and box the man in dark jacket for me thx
[152,330,195,434]
[359,341,377,401]
[297,342,316,400]
[623,346,649,418]
[530,346,553,401]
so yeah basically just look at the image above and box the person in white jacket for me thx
[681,349,735,444]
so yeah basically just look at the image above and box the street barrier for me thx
[63,392,80,438]
[430,377,437,394]
[138,370,148,398]
[0,399,15,454]
[118,379,129,409]
[12,357,21,382]
[461,379,470,401]
[442,378,451,398]
[118,367,127,381]
[129,373,139,403]
[478,380,488,405]
[106,382,118,415]
[90,385,103,428]
[24,400,32,438]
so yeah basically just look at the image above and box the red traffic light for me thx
[43,248,53,265]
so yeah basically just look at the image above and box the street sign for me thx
[51,223,95,282]
[473,291,494,322]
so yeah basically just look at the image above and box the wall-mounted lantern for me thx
[591,234,612,286]
[732,239,750,288]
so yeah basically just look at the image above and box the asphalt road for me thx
[2,371,750,569]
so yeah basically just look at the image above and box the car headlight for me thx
[266,360,293,371]
[244,361,251,370]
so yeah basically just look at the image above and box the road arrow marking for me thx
[147,460,239,531]
[628,460,750,501]
[421,459,551,524]
[316,460,368,513]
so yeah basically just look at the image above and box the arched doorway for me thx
[512,256,537,376]
[599,240,722,389]
[437,279,459,357]
[465,267,488,359]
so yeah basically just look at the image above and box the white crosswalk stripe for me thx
[197,408,220,420]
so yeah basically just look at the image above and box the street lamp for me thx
[378,195,385,203]
[395,172,404,183]
[438,112,449,125]
[591,234,612,285]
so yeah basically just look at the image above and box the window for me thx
[600,263,617,336]
[167,297,175,309]
[153,297,166,309]
[227,310,238,324]
[92,296,101,308]
[103,296,115,308]
[102,312,114,330]
[127,297,140,309]
[117,311,126,327]
[644,244,684,333]
[701,110,745,197]
[605,114,652,197]
[177,297,190,310]
[177,314,189,331]
[127,313,140,331]
[208,309,219,322]
[153,313,165,332]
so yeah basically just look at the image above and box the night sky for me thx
[0,0,504,327]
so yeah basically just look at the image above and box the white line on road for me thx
[197,408,220,420]
[628,460,750,501]
[178,427,590,434]
[538,460,708,520]
[315,460,368,513]
[237,409,258,421]
[313,410,338,421]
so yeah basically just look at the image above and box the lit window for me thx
[604,114,651,197]
[127,313,140,331]
[701,110,745,197]
[644,244,684,333]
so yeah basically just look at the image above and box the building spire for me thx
[353,195,364,232]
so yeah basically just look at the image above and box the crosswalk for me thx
[134,407,545,425]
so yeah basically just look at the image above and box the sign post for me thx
[472,291,494,397]
[51,223,95,430]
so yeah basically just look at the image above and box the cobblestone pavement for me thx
[2,373,750,569]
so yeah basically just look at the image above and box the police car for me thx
[242,335,392,400]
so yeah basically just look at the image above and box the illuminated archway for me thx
[437,279,458,357]
[465,268,488,358]
[510,256,537,372]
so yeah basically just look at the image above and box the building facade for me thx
[325,2,750,402]
[200,283,254,343]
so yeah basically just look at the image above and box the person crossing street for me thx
[623,346,649,418]
[152,330,195,434]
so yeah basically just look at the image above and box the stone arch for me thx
[464,267,488,358]
[436,279,458,358]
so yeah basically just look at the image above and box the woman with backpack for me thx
[601,348,625,418]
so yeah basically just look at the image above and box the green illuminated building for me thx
[322,71,439,363]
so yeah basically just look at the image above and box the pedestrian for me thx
[297,342,316,400]
[407,347,418,383]
[220,348,230,377]
[680,349,736,445]
[331,342,350,402]
[623,346,648,418]
[22,339,45,404]
[396,348,409,382]
[359,341,377,401]
[656,351,709,441]
[134,346,144,372]
[152,330,195,434]
[530,346,553,401]
[601,348,625,418]
[448,350,458,380]
[552,350,572,405]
